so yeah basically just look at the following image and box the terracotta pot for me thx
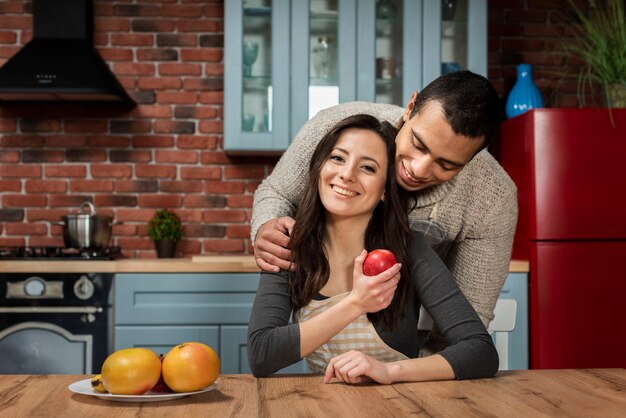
[155,239,177,258]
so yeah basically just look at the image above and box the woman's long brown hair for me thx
[289,114,415,331]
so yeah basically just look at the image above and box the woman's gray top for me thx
[247,231,499,379]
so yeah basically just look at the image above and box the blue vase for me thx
[505,64,544,119]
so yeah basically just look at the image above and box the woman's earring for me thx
[381,193,385,202]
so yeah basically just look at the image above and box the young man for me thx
[251,71,518,355]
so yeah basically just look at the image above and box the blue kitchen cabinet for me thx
[115,271,527,374]
[114,273,307,374]
[224,0,487,152]
[493,272,529,370]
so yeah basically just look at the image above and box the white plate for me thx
[68,378,219,403]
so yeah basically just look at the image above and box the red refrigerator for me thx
[499,108,626,369]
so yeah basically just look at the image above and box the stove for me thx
[0,246,123,260]
[0,246,119,374]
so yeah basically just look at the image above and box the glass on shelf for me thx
[440,0,468,73]
[242,0,273,133]
[375,0,402,104]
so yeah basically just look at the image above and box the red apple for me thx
[150,354,173,393]
[363,249,397,276]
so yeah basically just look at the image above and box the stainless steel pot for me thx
[55,202,117,248]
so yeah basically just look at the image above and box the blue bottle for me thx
[505,64,544,118]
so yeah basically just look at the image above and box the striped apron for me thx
[296,292,409,374]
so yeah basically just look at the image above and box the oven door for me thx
[0,306,107,374]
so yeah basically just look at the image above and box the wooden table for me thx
[1,369,624,417]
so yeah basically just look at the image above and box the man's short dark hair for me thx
[410,70,501,149]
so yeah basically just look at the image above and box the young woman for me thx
[247,114,498,384]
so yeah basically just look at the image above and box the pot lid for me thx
[62,201,113,220]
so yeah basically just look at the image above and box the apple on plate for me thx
[362,249,397,276]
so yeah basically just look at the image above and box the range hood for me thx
[0,0,135,105]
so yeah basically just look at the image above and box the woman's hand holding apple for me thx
[348,249,401,314]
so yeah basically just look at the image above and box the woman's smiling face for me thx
[318,128,388,220]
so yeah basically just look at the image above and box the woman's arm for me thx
[324,232,499,384]
[248,252,402,377]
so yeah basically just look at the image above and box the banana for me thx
[91,374,108,393]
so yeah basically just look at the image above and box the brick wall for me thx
[0,0,600,258]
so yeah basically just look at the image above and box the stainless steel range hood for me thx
[0,0,135,105]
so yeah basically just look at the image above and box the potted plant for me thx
[148,209,182,258]
[564,0,626,109]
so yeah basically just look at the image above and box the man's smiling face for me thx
[394,100,485,192]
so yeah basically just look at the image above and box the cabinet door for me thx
[114,326,220,355]
[224,0,291,152]
[493,273,528,370]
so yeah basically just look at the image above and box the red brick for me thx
[154,120,195,134]
[1,135,44,147]
[157,34,198,47]
[70,180,114,193]
[184,224,225,238]
[28,237,64,247]
[117,237,154,250]
[0,180,21,192]
[137,77,182,90]
[45,165,87,178]
[132,19,176,33]
[203,210,247,223]
[156,91,198,104]
[95,18,131,32]
[177,240,202,255]
[182,195,226,208]
[523,24,563,37]
[155,150,198,164]
[0,32,17,43]
[204,64,224,77]
[25,180,67,193]
[198,91,224,104]
[158,63,202,76]
[0,16,31,29]
[110,120,152,133]
[111,33,154,47]
[202,3,223,18]
[0,119,16,132]
[88,135,131,147]
[199,120,223,133]
[61,120,107,133]
[20,118,62,133]
[0,238,26,246]
[112,223,138,236]
[204,181,246,194]
[0,165,41,178]
[0,2,24,13]
[178,135,219,150]
[94,194,137,207]
[200,152,232,165]
[181,166,221,180]
[226,225,251,239]
[136,164,177,178]
[116,209,157,222]
[45,136,88,147]
[0,150,19,162]
[183,78,222,91]
[501,39,545,51]
[0,45,20,59]
[91,164,133,178]
[203,239,245,253]
[161,4,203,17]
[26,209,69,222]
[180,49,222,62]
[247,181,261,193]
[160,181,203,193]
[137,194,182,208]
[171,209,203,223]
[132,135,175,148]
[174,106,218,119]
[113,62,155,76]
[176,19,220,32]
[98,47,134,61]
[115,180,158,193]
[3,195,46,207]
[131,105,173,119]
[5,223,47,235]
[227,195,254,208]
[224,166,266,179]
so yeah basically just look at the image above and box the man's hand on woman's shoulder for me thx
[254,217,296,272]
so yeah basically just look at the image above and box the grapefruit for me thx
[162,342,220,392]
[101,348,161,395]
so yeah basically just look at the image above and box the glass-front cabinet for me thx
[224,0,486,152]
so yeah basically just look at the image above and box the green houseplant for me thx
[148,209,182,258]
[565,0,626,108]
